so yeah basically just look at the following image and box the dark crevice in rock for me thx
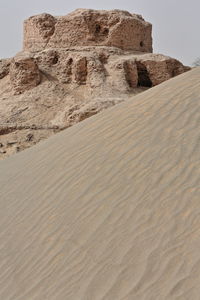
[95,24,101,33]
[136,62,152,87]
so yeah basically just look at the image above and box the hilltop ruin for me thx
[23,9,153,52]
[0,9,190,159]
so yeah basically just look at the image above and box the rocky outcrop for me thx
[9,56,41,94]
[0,9,190,159]
[6,50,189,96]
[15,49,188,91]
[135,54,191,86]
[7,9,189,95]
[23,9,153,52]
[0,59,11,79]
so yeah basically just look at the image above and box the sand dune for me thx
[0,67,200,299]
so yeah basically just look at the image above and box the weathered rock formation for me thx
[10,56,41,94]
[0,9,190,159]
[0,59,11,79]
[23,9,153,52]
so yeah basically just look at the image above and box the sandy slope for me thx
[0,67,200,299]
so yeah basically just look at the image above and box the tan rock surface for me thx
[0,58,11,79]
[9,56,41,94]
[135,53,191,86]
[23,9,153,52]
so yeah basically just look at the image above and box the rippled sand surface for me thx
[0,68,200,299]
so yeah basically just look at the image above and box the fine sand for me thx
[0,67,200,299]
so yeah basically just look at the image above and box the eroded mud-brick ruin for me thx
[0,9,190,159]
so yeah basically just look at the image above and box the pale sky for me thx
[0,0,199,65]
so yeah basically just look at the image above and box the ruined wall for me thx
[23,9,153,53]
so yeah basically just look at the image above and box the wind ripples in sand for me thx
[0,68,200,299]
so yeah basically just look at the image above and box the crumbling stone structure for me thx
[23,9,153,52]
[10,57,41,94]
[17,8,189,96]
[0,9,189,97]
[0,9,191,159]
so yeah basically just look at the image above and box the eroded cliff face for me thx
[0,9,190,159]
[23,9,153,52]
